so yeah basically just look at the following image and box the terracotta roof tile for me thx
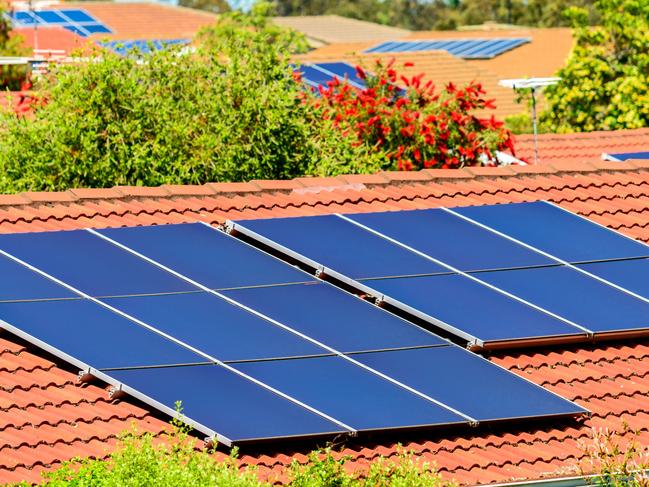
[0,155,648,484]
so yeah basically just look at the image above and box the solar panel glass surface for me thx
[106,365,348,443]
[454,201,649,262]
[354,347,586,421]
[0,299,205,369]
[222,281,446,352]
[233,355,467,431]
[362,274,586,343]
[0,254,75,302]
[577,258,649,299]
[103,292,326,362]
[0,230,195,296]
[345,209,554,271]
[234,214,446,279]
[97,223,314,290]
[478,266,649,334]
[59,9,95,22]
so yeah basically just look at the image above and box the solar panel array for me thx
[295,62,367,90]
[0,221,584,445]
[8,9,111,37]
[231,201,649,349]
[364,38,530,58]
[98,39,190,56]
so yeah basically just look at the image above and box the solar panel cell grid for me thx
[364,38,530,58]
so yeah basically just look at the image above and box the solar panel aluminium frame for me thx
[227,202,649,350]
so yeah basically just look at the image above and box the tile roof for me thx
[404,28,575,79]
[273,15,410,47]
[513,128,649,165]
[10,27,87,55]
[297,49,522,118]
[1,155,649,484]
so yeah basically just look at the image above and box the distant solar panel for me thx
[231,201,649,348]
[99,39,190,56]
[295,62,367,91]
[364,38,530,58]
[0,222,586,444]
[7,9,112,37]
[602,151,649,162]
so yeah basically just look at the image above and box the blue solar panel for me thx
[234,355,467,431]
[99,39,190,56]
[314,62,366,87]
[479,266,649,334]
[9,9,110,36]
[106,365,347,444]
[0,254,75,302]
[33,10,65,23]
[97,223,314,290]
[577,258,649,299]
[222,282,445,352]
[295,62,368,91]
[454,201,649,262]
[59,9,95,22]
[103,292,326,361]
[606,151,649,161]
[355,347,586,421]
[0,230,195,297]
[363,274,585,345]
[0,299,205,369]
[232,214,446,279]
[346,209,554,271]
[364,38,529,58]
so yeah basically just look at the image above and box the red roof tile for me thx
[0,159,648,484]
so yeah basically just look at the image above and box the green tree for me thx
[0,5,29,90]
[0,3,375,192]
[178,0,231,14]
[541,0,649,132]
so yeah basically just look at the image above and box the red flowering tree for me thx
[302,60,515,171]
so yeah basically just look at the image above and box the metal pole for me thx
[531,86,538,165]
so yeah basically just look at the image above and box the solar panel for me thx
[0,299,206,369]
[103,292,327,362]
[96,223,314,290]
[354,347,584,421]
[0,230,195,297]
[231,201,649,347]
[0,222,587,445]
[454,201,649,262]
[295,62,367,91]
[603,151,649,162]
[8,9,111,37]
[577,258,649,299]
[364,38,530,58]
[233,355,468,431]
[222,282,446,353]
[346,208,555,272]
[479,266,649,335]
[104,365,349,444]
[363,274,586,345]
[0,254,75,302]
[228,214,447,279]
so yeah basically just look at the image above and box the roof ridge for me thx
[0,161,646,208]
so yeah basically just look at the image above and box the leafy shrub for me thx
[541,0,649,132]
[579,424,649,486]
[303,60,515,171]
[0,3,371,192]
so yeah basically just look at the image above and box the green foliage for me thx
[0,3,372,192]
[178,0,230,14]
[504,112,533,134]
[541,0,649,132]
[579,424,649,486]
[0,5,29,90]
[273,0,598,30]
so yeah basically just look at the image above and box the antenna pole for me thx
[531,86,538,165]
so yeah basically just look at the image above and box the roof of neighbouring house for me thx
[1,136,649,484]
[403,27,575,79]
[272,15,411,47]
[10,2,217,54]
